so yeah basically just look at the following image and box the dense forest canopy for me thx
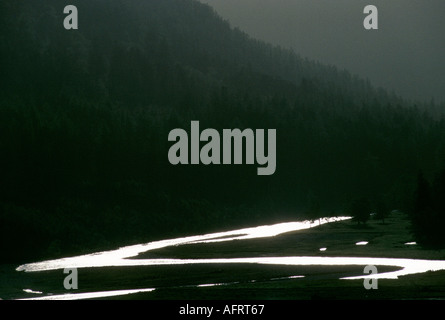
[1,0,445,262]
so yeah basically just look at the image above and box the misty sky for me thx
[199,0,445,104]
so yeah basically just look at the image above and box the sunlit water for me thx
[14,216,445,300]
[16,217,350,272]
[23,289,42,295]
[17,288,156,300]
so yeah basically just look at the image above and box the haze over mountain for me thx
[200,0,445,104]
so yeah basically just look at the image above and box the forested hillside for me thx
[1,0,445,262]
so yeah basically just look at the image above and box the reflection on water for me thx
[23,289,42,295]
[14,216,445,299]
[355,241,368,246]
[271,275,305,281]
[196,282,236,288]
[16,217,351,272]
[18,288,155,300]
[196,283,223,287]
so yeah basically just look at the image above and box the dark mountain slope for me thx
[1,0,444,262]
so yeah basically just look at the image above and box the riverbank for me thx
[7,211,445,300]
[135,211,445,260]
[127,210,445,299]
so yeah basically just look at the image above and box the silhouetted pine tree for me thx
[375,199,389,224]
[411,171,433,243]
[411,169,445,247]
[350,198,371,225]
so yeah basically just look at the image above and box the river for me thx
[6,216,445,300]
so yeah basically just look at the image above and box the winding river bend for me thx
[14,216,445,300]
